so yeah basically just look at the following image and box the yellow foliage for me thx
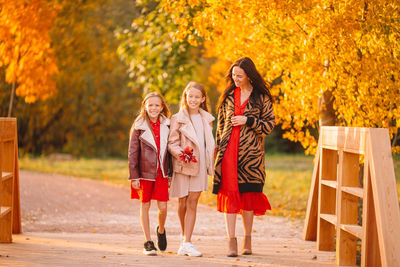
[0,0,58,103]
[160,0,400,154]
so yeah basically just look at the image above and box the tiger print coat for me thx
[212,90,275,194]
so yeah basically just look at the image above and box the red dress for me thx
[131,119,169,202]
[217,87,271,215]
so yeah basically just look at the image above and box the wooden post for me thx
[303,144,320,241]
[336,151,359,266]
[317,148,337,251]
[13,137,21,234]
[361,166,381,267]
[367,129,400,267]
[0,118,21,242]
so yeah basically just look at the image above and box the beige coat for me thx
[168,108,215,177]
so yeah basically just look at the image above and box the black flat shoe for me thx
[157,226,167,251]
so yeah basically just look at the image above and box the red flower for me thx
[179,146,197,163]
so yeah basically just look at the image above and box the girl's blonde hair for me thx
[179,81,209,112]
[138,92,170,119]
[130,92,170,136]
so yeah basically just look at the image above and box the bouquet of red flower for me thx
[179,146,197,163]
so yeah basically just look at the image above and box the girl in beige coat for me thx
[168,81,215,257]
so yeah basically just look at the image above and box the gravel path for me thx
[0,171,336,266]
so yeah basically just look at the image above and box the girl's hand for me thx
[132,180,140,189]
[231,115,247,126]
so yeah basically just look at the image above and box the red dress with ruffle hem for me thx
[217,87,271,216]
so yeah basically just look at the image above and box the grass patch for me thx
[20,153,400,219]
[266,153,315,218]
[199,153,314,218]
[20,155,129,185]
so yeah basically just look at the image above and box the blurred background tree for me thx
[161,0,400,154]
[4,0,398,157]
[0,0,58,115]
[116,0,215,113]
[115,0,302,152]
[1,0,140,156]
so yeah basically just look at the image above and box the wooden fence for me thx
[303,127,400,266]
[0,118,21,242]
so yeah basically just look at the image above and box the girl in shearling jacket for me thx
[168,81,215,257]
[129,92,172,256]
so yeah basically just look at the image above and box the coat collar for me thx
[199,108,215,124]
[224,88,259,112]
[134,115,170,166]
[175,107,215,148]
[134,114,170,130]
[176,107,214,124]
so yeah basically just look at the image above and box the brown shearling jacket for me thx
[128,115,172,181]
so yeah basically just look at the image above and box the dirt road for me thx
[0,171,335,266]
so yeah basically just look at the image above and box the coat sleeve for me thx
[128,129,141,180]
[168,116,183,159]
[166,151,173,178]
[246,96,275,137]
[215,104,226,151]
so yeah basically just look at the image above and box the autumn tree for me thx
[0,0,58,116]
[117,0,213,109]
[1,0,139,156]
[160,0,400,154]
[41,0,138,156]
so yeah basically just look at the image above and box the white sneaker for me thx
[178,242,202,257]
[177,243,185,256]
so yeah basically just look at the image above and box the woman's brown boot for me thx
[227,237,238,257]
[241,235,252,255]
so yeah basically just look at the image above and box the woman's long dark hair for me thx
[216,57,273,111]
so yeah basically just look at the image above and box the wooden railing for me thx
[0,118,21,242]
[303,127,400,266]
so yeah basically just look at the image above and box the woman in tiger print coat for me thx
[213,57,275,257]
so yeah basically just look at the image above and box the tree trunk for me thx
[8,82,16,117]
[318,60,336,127]
[318,89,336,127]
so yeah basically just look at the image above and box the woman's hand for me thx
[132,180,140,189]
[231,115,247,126]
